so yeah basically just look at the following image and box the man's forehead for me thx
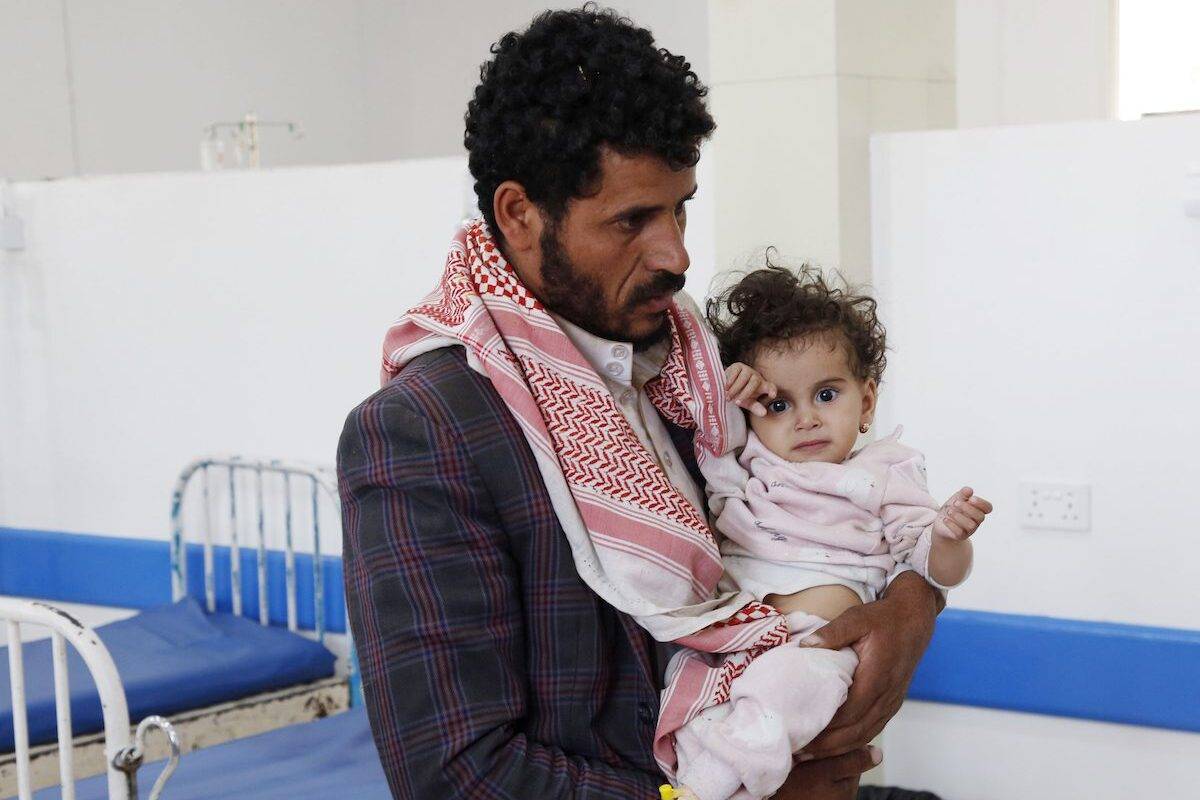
[589,149,697,208]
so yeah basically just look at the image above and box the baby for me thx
[663,264,992,800]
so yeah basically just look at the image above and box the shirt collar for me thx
[551,313,669,389]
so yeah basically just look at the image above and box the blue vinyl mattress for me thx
[26,707,389,800]
[0,599,334,751]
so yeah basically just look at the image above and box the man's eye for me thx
[816,388,839,403]
[766,399,790,415]
[618,215,646,232]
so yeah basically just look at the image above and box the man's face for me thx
[532,149,697,348]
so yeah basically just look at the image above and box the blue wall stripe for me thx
[0,527,345,634]
[910,608,1200,733]
[4,527,1200,733]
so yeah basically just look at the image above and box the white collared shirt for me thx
[552,313,707,519]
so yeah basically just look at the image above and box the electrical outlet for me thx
[1020,483,1090,531]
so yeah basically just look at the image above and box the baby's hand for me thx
[933,487,993,541]
[724,362,777,417]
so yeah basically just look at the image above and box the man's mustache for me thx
[629,272,686,304]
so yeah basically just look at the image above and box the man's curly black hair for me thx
[706,260,889,384]
[464,4,714,236]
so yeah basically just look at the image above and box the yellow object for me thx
[659,785,681,800]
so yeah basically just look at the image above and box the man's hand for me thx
[799,571,940,758]
[724,362,776,417]
[771,746,882,800]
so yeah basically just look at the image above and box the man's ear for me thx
[493,181,542,255]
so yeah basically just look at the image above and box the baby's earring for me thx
[859,422,871,434]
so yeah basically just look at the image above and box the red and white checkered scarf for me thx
[380,219,788,777]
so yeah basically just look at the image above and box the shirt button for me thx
[612,344,629,359]
[620,388,635,404]
[663,455,674,468]
[638,702,654,724]
[605,362,622,376]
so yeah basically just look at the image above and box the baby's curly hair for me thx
[706,261,888,384]
[464,4,714,235]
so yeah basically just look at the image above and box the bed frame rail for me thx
[169,457,340,643]
[0,598,179,800]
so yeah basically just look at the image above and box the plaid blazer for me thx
[339,347,686,799]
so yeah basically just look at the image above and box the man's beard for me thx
[537,222,684,351]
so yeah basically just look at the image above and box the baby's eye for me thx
[766,398,790,415]
[816,387,839,403]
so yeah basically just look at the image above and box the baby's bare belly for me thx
[764,584,863,622]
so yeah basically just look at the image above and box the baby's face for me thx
[748,334,877,464]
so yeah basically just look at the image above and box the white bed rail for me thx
[170,456,340,643]
[0,598,179,800]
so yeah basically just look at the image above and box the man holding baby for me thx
[339,7,954,800]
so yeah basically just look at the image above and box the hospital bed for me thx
[30,705,389,800]
[1,457,351,795]
[1,597,181,800]
[3,594,388,800]
[3,596,388,800]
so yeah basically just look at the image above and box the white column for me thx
[956,0,1117,128]
[707,0,954,286]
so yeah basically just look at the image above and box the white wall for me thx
[882,700,1199,800]
[870,115,1200,797]
[1,1,709,180]
[0,153,718,549]
[360,0,709,162]
[707,0,955,284]
[836,0,957,277]
[1,0,371,179]
[0,0,76,180]
[956,0,1116,128]
[0,157,471,548]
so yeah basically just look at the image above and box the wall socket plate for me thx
[1020,483,1090,531]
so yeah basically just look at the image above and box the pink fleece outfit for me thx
[714,426,954,605]
[673,610,857,800]
[672,428,963,800]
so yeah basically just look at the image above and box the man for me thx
[339,7,941,799]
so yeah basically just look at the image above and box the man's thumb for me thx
[798,608,864,649]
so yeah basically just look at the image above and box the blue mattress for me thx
[27,707,389,800]
[0,599,335,750]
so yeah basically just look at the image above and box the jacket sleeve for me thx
[338,389,662,800]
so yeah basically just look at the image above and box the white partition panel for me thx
[870,114,1200,799]
[0,159,473,547]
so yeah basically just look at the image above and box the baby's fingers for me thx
[941,487,970,510]
[933,517,965,540]
[954,501,986,526]
[724,363,749,389]
[733,377,762,403]
[735,378,772,416]
[726,373,752,401]
[947,510,979,534]
[967,495,994,515]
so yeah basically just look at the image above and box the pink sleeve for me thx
[878,452,946,584]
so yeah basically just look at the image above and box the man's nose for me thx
[646,216,690,275]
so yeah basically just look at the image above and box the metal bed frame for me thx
[3,455,352,798]
[0,598,179,800]
[169,456,341,643]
